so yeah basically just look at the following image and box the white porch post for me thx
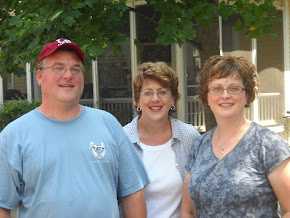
[219,16,223,56]
[284,0,290,115]
[252,38,259,122]
[130,9,138,115]
[92,60,99,109]
[175,44,186,122]
[26,63,32,102]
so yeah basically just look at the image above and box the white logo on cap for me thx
[56,39,72,46]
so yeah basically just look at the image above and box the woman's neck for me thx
[137,116,172,145]
[213,116,251,158]
[216,115,246,132]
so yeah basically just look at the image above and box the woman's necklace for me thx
[215,124,245,154]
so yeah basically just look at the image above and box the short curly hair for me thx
[133,62,180,115]
[197,55,259,107]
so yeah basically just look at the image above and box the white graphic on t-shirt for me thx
[89,142,109,159]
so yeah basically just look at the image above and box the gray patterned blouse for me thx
[186,122,290,217]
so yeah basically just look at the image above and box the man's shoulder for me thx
[82,106,122,129]
[83,106,114,117]
[0,110,37,139]
[3,109,36,128]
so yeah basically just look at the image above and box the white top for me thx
[140,139,183,218]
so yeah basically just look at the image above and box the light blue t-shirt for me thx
[186,122,290,217]
[0,106,149,218]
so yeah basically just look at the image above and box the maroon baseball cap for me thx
[37,38,85,68]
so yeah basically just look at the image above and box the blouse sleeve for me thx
[259,127,290,175]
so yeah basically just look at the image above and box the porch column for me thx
[219,16,223,56]
[252,38,259,122]
[284,0,290,115]
[26,63,32,102]
[175,44,186,122]
[92,60,99,108]
[130,9,138,116]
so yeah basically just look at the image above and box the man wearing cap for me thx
[0,38,149,218]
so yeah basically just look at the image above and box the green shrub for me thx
[0,100,41,131]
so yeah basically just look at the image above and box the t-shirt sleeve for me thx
[259,129,290,175]
[114,123,149,198]
[0,131,22,209]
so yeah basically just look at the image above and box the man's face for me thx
[37,50,84,106]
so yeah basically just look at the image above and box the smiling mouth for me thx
[60,85,73,87]
[220,103,232,106]
[150,106,162,110]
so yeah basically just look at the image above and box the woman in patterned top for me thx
[123,62,200,218]
[181,55,290,217]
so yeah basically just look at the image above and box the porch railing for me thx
[80,98,133,126]
[258,93,281,125]
[186,96,206,132]
[244,92,282,126]
[79,99,94,108]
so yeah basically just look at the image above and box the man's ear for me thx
[36,70,42,86]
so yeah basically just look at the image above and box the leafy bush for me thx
[0,100,41,131]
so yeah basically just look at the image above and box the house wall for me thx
[257,10,284,126]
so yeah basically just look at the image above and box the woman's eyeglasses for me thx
[208,86,246,95]
[139,89,171,99]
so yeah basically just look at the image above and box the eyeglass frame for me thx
[139,89,171,99]
[40,64,84,76]
[208,85,246,95]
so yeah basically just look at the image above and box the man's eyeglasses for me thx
[40,65,84,76]
[208,86,246,95]
[139,89,170,99]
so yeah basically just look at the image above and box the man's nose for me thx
[62,68,74,78]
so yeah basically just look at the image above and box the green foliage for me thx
[0,0,280,76]
[147,0,217,46]
[0,0,128,76]
[218,0,279,39]
[0,100,41,131]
